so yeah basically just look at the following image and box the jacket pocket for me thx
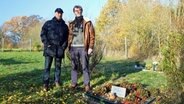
[45,45,56,57]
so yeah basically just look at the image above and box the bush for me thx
[33,44,42,51]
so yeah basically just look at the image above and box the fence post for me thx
[29,39,32,52]
[2,37,4,52]
[125,37,128,59]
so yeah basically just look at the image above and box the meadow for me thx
[0,52,167,103]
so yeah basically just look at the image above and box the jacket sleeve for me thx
[62,25,69,50]
[89,21,95,49]
[67,23,74,49]
[40,21,48,45]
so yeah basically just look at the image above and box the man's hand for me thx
[88,48,93,55]
[47,45,51,47]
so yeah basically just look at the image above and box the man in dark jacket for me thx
[40,8,69,91]
[68,5,95,92]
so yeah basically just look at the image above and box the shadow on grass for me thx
[0,68,72,94]
[72,59,142,87]
[0,68,69,103]
[0,69,43,95]
[91,59,142,87]
[0,59,141,103]
[0,58,36,65]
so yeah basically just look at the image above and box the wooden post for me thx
[30,39,32,52]
[125,37,128,59]
[2,37,4,52]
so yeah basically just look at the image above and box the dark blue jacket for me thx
[40,17,69,58]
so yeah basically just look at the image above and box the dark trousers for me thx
[43,56,62,85]
[70,47,90,86]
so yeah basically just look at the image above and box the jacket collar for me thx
[52,17,65,24]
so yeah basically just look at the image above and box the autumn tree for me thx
[96,0,184,102]
[0,27,3,48]
[26,22,43,51]
[95,0,123,56]
[0,27,3,40]
[1,15,43,49]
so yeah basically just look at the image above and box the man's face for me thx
[74,8,82,17]
[55,12,62,20]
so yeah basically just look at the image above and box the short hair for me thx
[73,5,83,13]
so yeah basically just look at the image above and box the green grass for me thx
[0,52,167,103]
